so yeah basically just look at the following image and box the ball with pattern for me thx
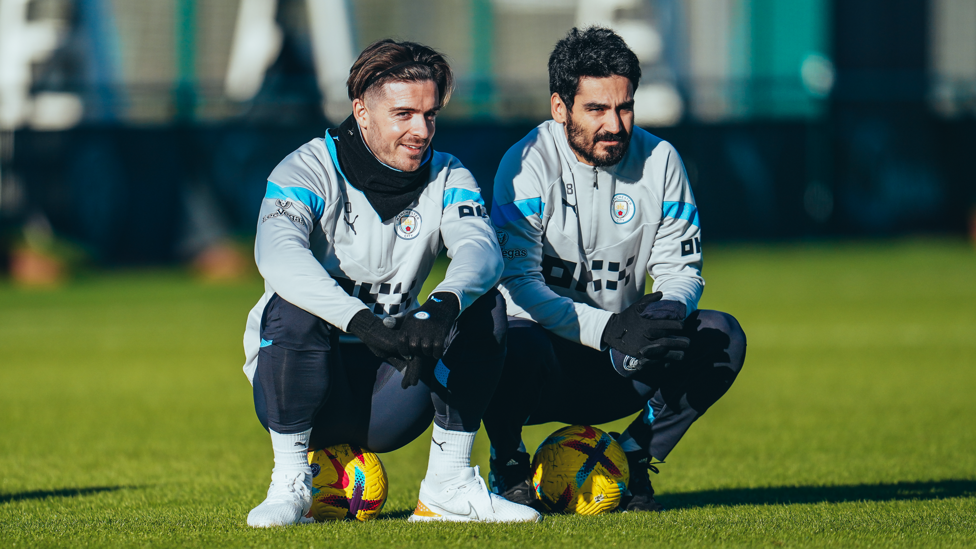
[306,444,388,521]
[531,425,630,515]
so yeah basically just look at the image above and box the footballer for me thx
[241,39,540,526]
[483,27,747,512]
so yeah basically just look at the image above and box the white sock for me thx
[270,428,312,473]
[425,424,476,489]
[616,429,643,453]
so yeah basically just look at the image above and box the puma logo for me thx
[344,214,358,235]
[562,198,578,217]
[431,437,446,451]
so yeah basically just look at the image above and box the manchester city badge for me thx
[611,194,635,224]
[395,210,422,239]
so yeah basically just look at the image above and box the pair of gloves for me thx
[346,292,459,389]
[601,292,690,382]
[349,290,686,388]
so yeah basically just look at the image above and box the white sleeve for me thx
[647,144,704,316]
[431,157,503,311]
[492,146,612,350]
[255,148,368,331]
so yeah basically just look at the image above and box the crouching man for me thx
[483,27,746,512]
[242,39,541,526]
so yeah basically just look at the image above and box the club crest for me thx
[496,230,510,246]
[611,194,635,224]
[395,210,422,240]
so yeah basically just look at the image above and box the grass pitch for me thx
[1,239,974,547]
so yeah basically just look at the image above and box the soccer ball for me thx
[530,425,629,515]
[305,444,388,521]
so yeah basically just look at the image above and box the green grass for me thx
[1,238,974,547]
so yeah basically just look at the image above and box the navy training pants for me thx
[482,309,746,461]
[253,289,508,453]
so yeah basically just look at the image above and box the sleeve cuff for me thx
[580,308,614,351]
[429,287,466,312]
[338,304,371,332]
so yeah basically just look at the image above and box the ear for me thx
[551,93,568,124]
[352,97,369,131]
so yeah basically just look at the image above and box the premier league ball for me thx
[530,425,629,515]
[305,444,388,521]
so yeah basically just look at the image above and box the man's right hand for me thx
[346,309,436,389]
[387,355,436,389]
[346,309,401,359]
[601,292,686,357]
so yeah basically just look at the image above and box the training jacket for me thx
[491,120,703,350]
[242,133,502,383]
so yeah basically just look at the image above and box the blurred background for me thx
[1,4,974,540]
[0,0,973,284]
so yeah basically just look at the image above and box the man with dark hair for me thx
[243,38,540,526]
[484,27,747,512]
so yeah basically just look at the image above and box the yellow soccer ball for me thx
[305,444,388,521]
[531,425,629,515]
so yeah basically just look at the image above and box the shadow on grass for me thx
[661,479,976,510]
[378,509,416,520]
[1,486,130,504]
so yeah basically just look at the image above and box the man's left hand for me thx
[396,292,460,360]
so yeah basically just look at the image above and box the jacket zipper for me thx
[586,167,599,250]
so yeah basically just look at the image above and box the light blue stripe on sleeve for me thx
[491,197,545,227]
[443,187,484,208]
[662,201,700,227]
[265,181,325,222]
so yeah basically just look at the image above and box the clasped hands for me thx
[601,292,690,379]
[347,292,459,389]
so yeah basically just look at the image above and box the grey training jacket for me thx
[242,134,502,383]
[491,120,703,350]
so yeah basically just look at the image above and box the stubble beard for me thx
[565,112,631,168]
[364,124,428,172]
[394,137,429,171]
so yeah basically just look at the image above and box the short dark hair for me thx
[548,27,641,110]
[347,39,454,106]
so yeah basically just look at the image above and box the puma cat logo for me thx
[562,198,578,217]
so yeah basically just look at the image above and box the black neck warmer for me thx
[330,115,431,221]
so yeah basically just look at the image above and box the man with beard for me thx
[243,39,540,526]
[483,27,747,512]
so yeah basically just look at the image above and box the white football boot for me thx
[246,468,313,527]
[409,466,542,523]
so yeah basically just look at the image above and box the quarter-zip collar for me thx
[551,121,622,252]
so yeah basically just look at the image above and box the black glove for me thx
[609,335,690,377]
[638,338,690,364]
[346,309,400,359]
[639,298,686,322]
[636,297,690,364]
[348,310,438,389]
[602,292,685,357]
[388,355,437,390]
[397,292,460,360]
